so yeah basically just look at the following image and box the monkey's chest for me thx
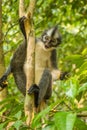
[35,46,51,84]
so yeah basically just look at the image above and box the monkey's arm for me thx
[0,65,11,90]
[50,50,66,80]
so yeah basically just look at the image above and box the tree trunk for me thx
[24,33,35,125]
[0,0,7,104]
[19,0,36,126]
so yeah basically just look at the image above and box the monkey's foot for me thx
[0,76,8,91]
[28,84,39,94]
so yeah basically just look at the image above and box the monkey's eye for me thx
[43,35,50,42]
[45,35,50,40]
[51,39,57,45]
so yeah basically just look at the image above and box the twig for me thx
[77,113,87,117]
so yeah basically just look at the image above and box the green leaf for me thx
[0,122,8,130]
[42,125,55,130]
[0,108,7,116]
[14,111,22,120]
[54,112,76,130]
[65,54,84,67]
[63,77,79,99]
[13,120,23,130]
[78,61,87,74]
[78,70,87,83]
[0,123,5,129]
[32,102,59,128]
[78,83,87,94]
[32,104,52,128]
[77,106,87,113]
[82,48,87,56]
[74,117,87,130]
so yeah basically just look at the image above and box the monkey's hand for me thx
[52,70,69,81]
[0,75,8,91]
[28,84,39,94]
[60,72,69,80]
[28,84,39,108]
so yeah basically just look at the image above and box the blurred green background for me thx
[0,0,87,129]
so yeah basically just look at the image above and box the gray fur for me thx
[0,26,62,102]
[38,69,52,104]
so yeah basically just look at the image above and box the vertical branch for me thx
[24,33,35,125]
[19,0,36,126]
[25,33,35,91]
[25,0,36,91]
[27,0,36,18]
[0,0,7,105]
[19,0,25,17]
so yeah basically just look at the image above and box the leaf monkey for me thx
[0,16,66,108]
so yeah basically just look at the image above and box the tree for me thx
[0,0,7,105]
[0,0,87,129]
[19,0,36,126]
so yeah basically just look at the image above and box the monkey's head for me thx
[41,25,62,51]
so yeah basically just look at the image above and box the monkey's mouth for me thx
[45,45,50,49]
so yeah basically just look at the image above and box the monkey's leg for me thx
[28,69,52,108]
[0,65,11,90]
[38,69,52,105]
[13,71,26,96]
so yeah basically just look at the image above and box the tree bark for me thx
[19,0,25,17]
[0,0,7,105]
[24,32,35,126]
[19,0,36,126]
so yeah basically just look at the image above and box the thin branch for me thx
[27,0,36,18]
[19,0,25,17]
[4,48,14,55]
[4,23,18,37]
[77,113,87,117]
[63,101,72,111]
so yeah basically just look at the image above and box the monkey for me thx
[0,16,66,108]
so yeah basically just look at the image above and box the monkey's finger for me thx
[60,72,69,80]
[19,16,26,23]
[0,81,8,91]
[28,84,39,94]
[3,81,8,85]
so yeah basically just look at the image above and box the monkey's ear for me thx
[60,72,69,80]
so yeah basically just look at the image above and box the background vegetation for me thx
[0,0,87,129]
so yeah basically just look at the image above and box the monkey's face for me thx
[41,26,62,51]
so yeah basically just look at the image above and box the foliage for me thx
[0,0,87,129]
